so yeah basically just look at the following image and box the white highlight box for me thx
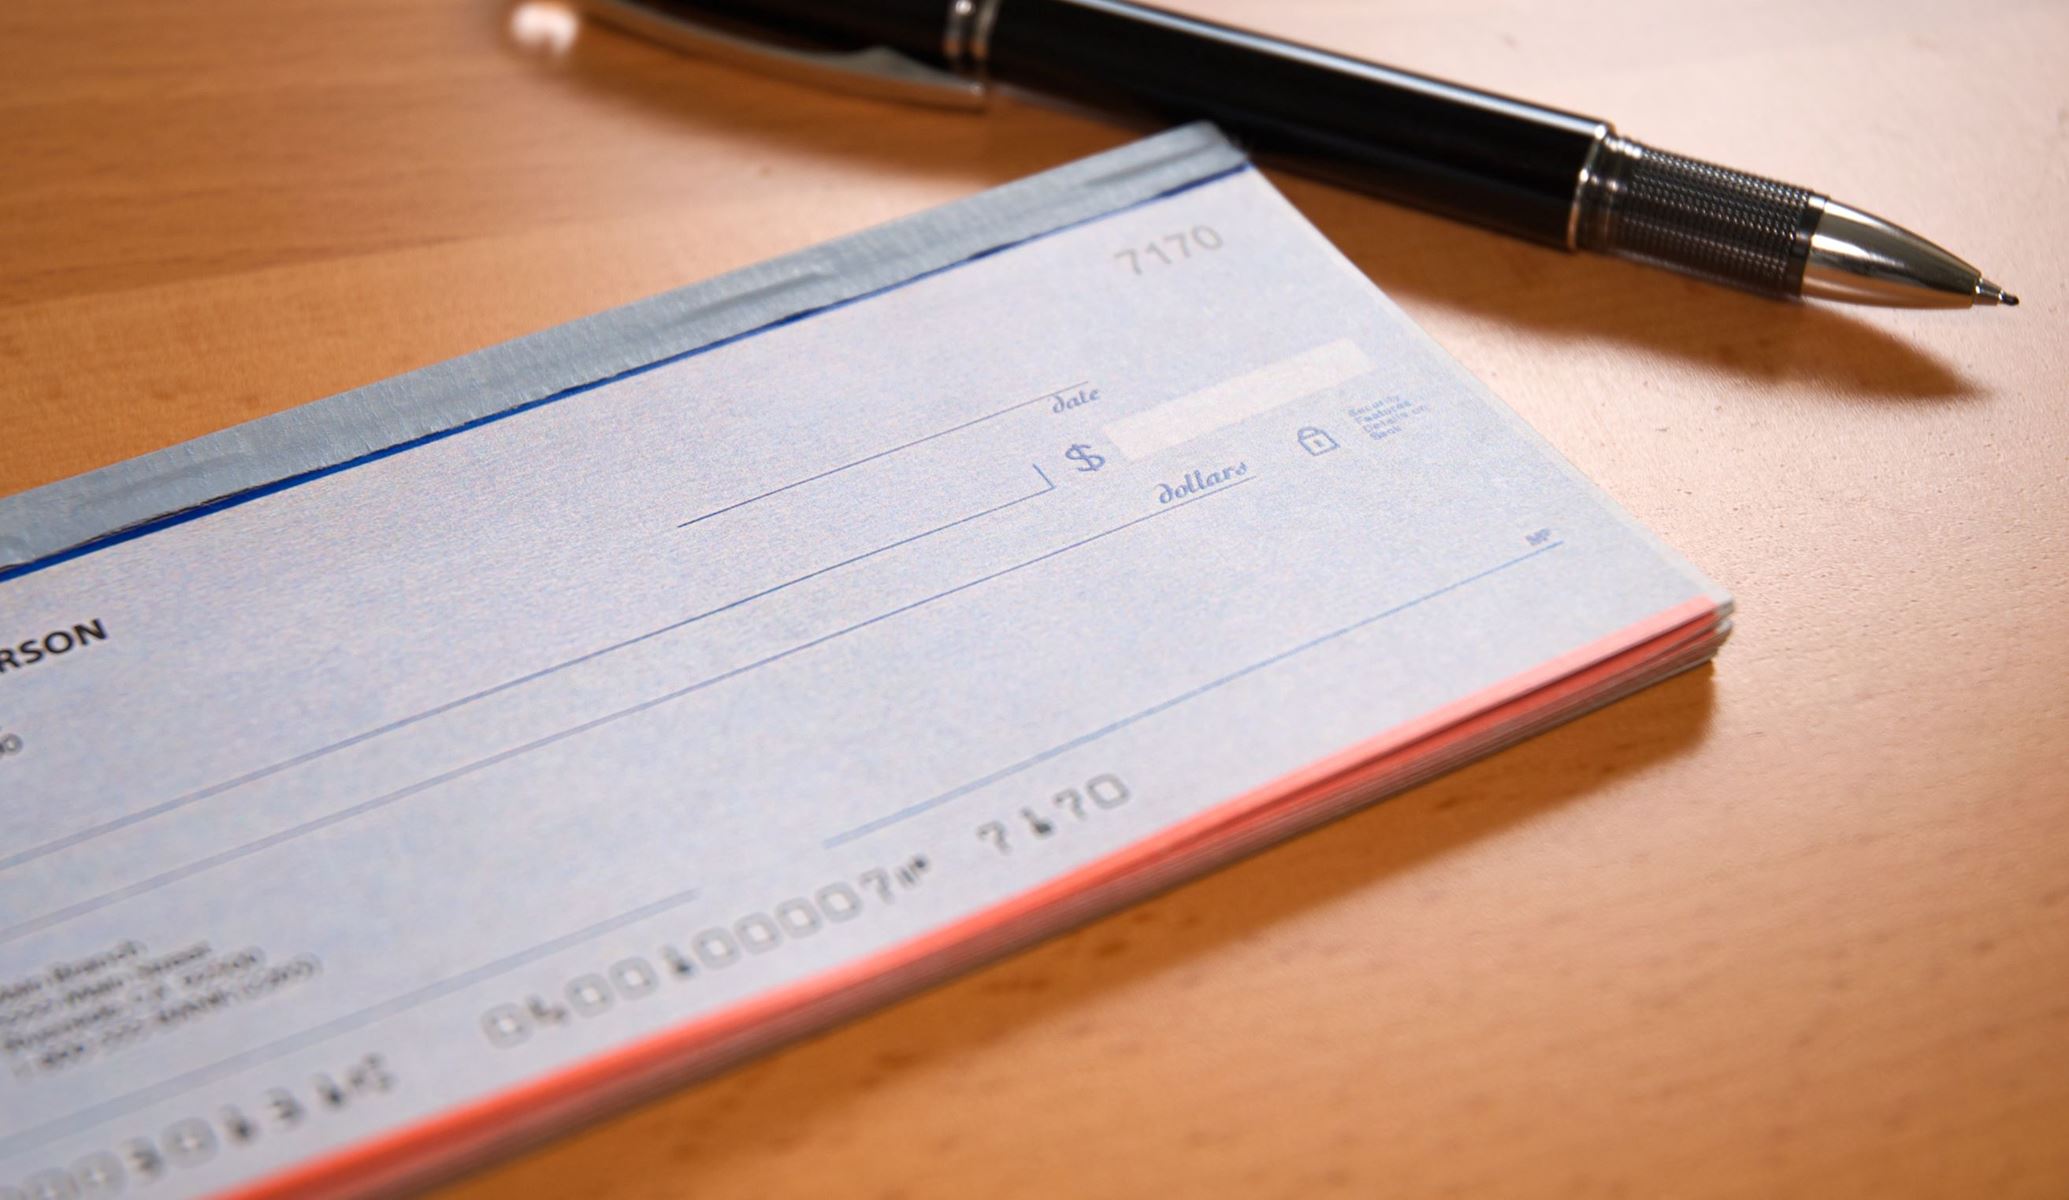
[1101,338,1374,460]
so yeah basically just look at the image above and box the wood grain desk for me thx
[4,1,2065,1195]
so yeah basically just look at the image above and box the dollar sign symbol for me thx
[1064,443,1106,472]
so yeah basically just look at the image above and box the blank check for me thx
[0,147,1728,1198]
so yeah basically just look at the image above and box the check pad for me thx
[0,125,1728,1199]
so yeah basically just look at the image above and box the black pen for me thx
[565,0,2015,309]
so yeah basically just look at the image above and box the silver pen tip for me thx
[1976,279,2019,307]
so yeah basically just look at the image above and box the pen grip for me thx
[1576,138,1821,299]
[986,0,1606,247]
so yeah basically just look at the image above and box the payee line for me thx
[0,465,1056,879]
[0,476,1251,948]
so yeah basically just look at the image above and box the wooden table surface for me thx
[5,1,2066,1195]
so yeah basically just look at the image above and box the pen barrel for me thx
[1576,137,1822,298]
[660,0,949,52]
[984,0,1605,247]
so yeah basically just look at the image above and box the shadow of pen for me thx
[515,3,1976,404]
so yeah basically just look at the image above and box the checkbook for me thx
[0,125,1729,1198]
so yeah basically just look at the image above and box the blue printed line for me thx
[0,165,1252,586]
[679,385,1082,527]
[822,541,1566,847]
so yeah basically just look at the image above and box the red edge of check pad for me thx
[214,596,1725,1200]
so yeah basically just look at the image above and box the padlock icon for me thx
[1297,426,1339,456]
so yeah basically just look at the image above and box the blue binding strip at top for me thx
[0,123,1248,582]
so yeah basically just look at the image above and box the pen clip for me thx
[576,0,988,110]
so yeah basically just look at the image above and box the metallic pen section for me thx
[1800,199,2000,308]
[1576,136,1819,299]
[943,0,1003,73]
